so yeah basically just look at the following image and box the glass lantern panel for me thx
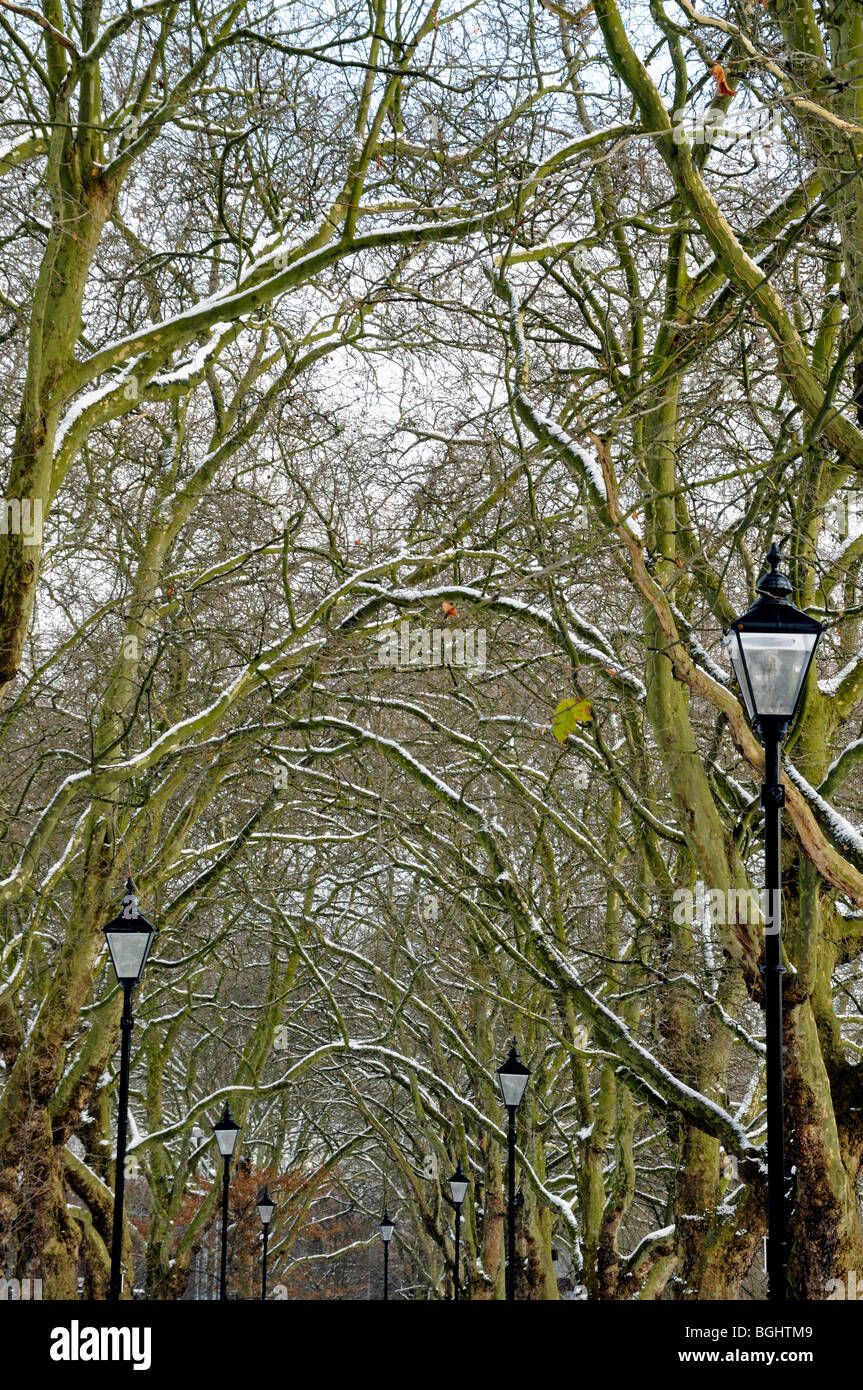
[105,927,151,983]
[722,631,755,720]
[497,1068,530,1109]
[214,1124,240,1157]
[737,630,818,719]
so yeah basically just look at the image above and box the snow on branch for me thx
[783,759,863,859]
[484,262,609,508]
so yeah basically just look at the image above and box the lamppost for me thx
[212,1103,241,1301]
[257,1186,275,1301]
[723,542,824,1303]
[446,1161,469,1301]
[103,879,158,1302]
[495,1039,531,1301]
[379,1209,394,1301]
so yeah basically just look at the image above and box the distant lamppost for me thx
[379,1209,395,1301]
[496,1039,531,1302]
[212,1103,241,1301]
[446,1161,469,1301]
[257,1186,275,1302]
[104,879,158,1302]
[723,542,824,1303]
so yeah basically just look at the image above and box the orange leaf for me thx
[441,601,459,618]
[711,62,737,97]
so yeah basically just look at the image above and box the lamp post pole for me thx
[495,1040,530,1302]
[379,1209,394,1300]
[762,721,787,1302]
[212,1102,240,1302]
[506,1106,516,1302]
[103,879,157,1303]
[108,982,134,1302]
[257,1187,275,1301]
[446,1160,468,1301]
[219,1155,230,1302]
[454,1196,462,1303]
[723,542,824,1305]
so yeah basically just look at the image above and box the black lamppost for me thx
[446,1161,469,1301]
[379,1209,394,1301]
[495,1039,531,1301]
[257,1186,275,1301]
[212,1103,241,1301]
[723,542,823,1303]
[104,879,158,1302]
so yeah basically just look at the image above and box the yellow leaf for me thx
[552,697,592,741]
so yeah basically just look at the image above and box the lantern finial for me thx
[756,542,792,601]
